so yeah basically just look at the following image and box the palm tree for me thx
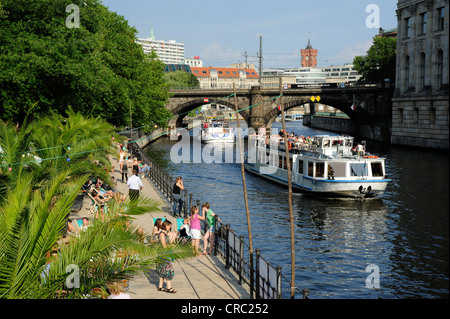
[0,112,193,298]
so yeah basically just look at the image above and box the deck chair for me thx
[87,192,107,217]
[71,219,81,233]
[176,218,184,233]
[177,218,191,243]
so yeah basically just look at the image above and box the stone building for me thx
[392,0,448,150]
[191,67,259,89]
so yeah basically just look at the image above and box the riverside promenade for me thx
[69,155,250,299]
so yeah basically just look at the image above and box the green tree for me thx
[0,0,171,130]
[163,71,200,88]
[353,36,397,83]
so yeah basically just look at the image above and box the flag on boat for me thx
[350,104,356,111]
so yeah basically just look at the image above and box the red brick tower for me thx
[300,34,318,67]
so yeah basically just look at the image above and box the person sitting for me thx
[139,162,151,176]
[67,219,76,235]
[151,218,163,242]
[80,217,91,231]
[179,217,191,242]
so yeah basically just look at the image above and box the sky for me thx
[101,0,398,69]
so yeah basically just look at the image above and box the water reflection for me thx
[143,121,449,299]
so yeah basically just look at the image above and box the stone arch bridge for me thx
[167,85,394,141]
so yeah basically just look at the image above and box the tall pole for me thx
[258,36,263,85]
[279,78,295,299]
[233,83,254,297]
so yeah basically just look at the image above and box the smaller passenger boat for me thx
[276,114,303,122]
[200,121,235,144]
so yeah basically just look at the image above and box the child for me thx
[190,206,204,256]
[179,217,191,241]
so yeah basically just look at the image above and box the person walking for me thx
[127,169,143,202]
[172,176,184,216]
[120,156,129,183]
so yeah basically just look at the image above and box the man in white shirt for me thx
[127,169,143,202]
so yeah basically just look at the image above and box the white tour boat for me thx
[244,134,390,198]
[200,121,235,144]
[276,114,303,122]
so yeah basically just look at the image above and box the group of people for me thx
[152,176,222,294]
[117,144,153,202]
[170,176,220,255]
[67,217,91,235]
[250,131,315,151]
[118,144,151,184]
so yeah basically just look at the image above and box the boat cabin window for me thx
[307,162,314,177]
[278,155,283,169]
[350,163,367,176]
[371,162,384,177]
[298,159,304,175]
[345,139,353,147]
[328,162,346,178]
[315,162,325,178]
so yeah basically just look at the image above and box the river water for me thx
[144,121,449,299]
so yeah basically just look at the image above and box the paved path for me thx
[70,155,250,299]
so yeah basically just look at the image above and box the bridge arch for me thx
[169,98,250,128]
[264,97,311,128]
[262,95,374,130]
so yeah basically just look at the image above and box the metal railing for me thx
[132,143,309,299]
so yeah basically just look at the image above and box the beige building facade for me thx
[191,67,259,89]
[392,0,449,150]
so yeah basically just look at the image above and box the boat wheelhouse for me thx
[244,134,390,198]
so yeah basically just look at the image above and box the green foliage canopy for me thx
[0,0,171,130]
[353,36,397,83]
[163,70,200,88]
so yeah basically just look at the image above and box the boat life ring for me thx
[364,155,378,159]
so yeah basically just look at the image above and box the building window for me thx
[429,107,436,124]
[413,107,419,123]
[437,7,445,31]
[404,17,410,37]
[436,49,444,89]
[398,108,404,123]
[404,55,410,91]
[420,13,427,35]
[419,53,426,89]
